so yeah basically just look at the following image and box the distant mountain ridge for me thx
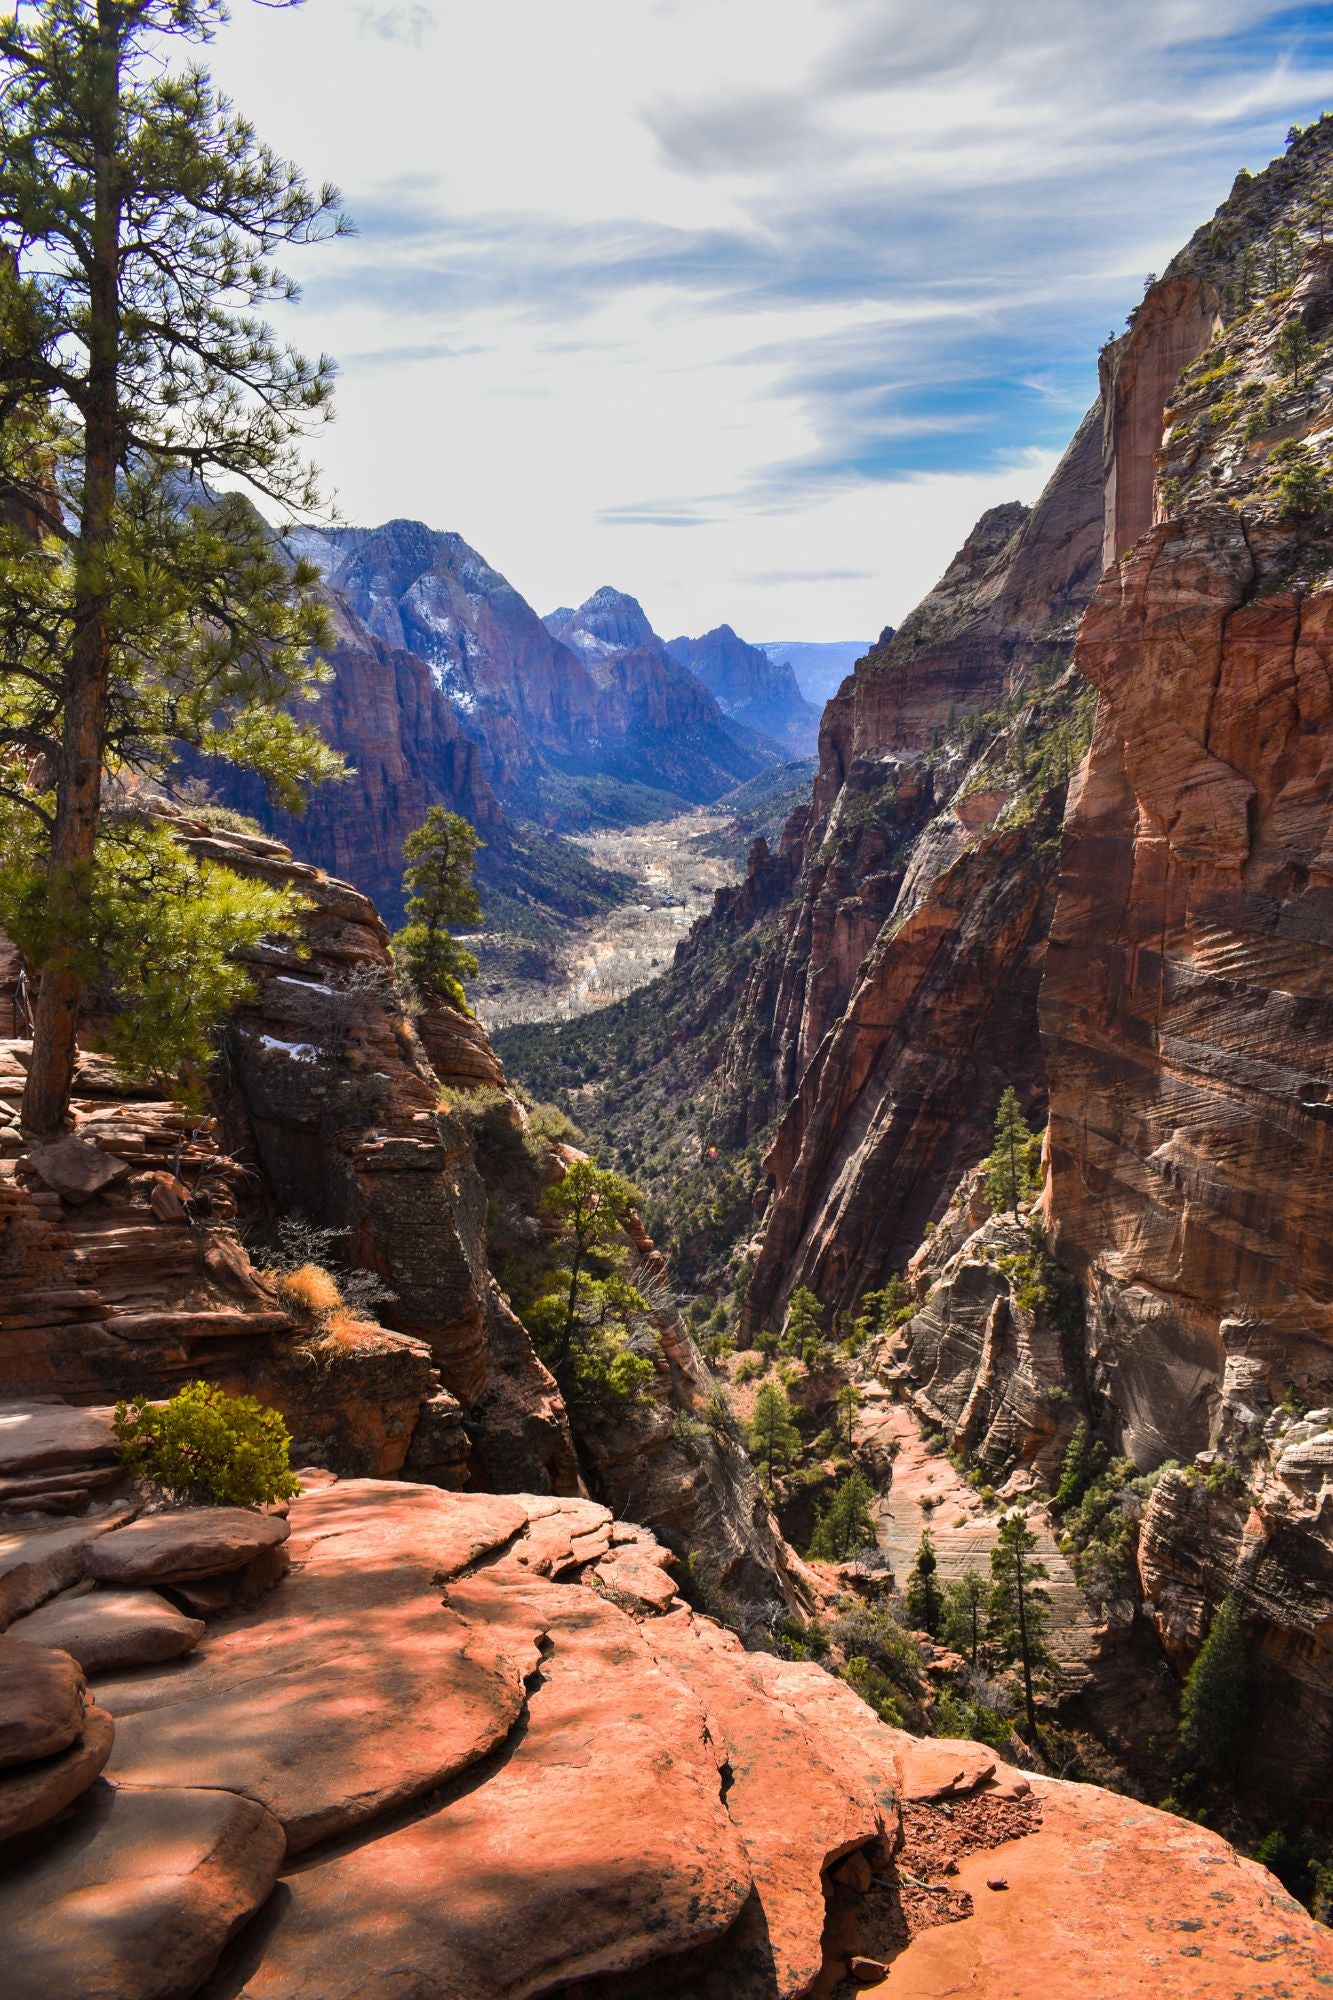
[206,524,791,950]
[758,638,875,706]
[666,625,820,754]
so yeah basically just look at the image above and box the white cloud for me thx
[204,1,1333,639]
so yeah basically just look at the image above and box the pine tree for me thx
[941,1569,987,1669]
[1051,1419,1106,1515]
[833,1379,862,1450]
[984,1086,1038,1219]
[781,1285,825,1355]
[808,1468,877,1562]
[393,807,483,1009]
[747,1379,801,1486]
[903,1525,944,1637]
[1275,315,1314,389]
[0,0,349,1133]
[988,1513,1052,1741]
[1177,1594,1248,1780]
[525,1158,654,1406]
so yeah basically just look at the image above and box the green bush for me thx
[842,1654,907,1724]
[114,1380,301,1507]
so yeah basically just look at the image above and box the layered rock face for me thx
[1042,516,1333,1463]
[3,1467,1324,2000]
[1039,200,1333,1805]
[667,624,821,754]
[739,407,1105,1328]
[1099,276,1221,566]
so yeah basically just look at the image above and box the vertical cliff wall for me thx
[742,406,1105,1328]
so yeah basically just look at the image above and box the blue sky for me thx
[208,1,1333,640]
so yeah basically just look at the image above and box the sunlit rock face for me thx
[6,1475,1329,2000]
[742,406,1105,1328]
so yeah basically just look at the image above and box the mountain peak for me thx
[549,586,661,661]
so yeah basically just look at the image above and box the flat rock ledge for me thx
[0,1477,1325,2000]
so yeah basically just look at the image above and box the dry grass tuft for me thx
[272,1262,344,1318]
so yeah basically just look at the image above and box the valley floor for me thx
[474,808,744,1030]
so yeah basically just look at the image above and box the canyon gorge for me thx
[3,80,1333,2000]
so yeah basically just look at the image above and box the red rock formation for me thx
[1099,275,1221,567]
[712,398,1104,1184]
[2,1472,1326,1998]
[1042,513,1333,1460]
[749,802,1063,1331]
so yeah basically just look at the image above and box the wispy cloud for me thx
[208,0,1333,638]
[357,4,435,48]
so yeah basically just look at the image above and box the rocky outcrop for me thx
[0,1039,442,1478]
[876,1169,1079,1476]
[3,1471,1324,1999]
[668,624,820,754]
[1136,1459,1333,1812]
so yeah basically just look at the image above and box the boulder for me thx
[0,1782,285,2000]
[0,1638,87,1766]
[83,1508,290,1585]
[8,1589,203,1674]
[23,1133,131,1202]
[593,1555,678,1614]
[0,1703,113,1842]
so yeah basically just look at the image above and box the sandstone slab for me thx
[24,1133,131,1202]
[0,1701,113,1841]
[102,1484,530,1850]
[0,1781,285,2000]
[594,1554,678,1613]
[84,1508,290,1585]
[648,1609,880,1999]
[240,1577,753,2000]
[0,1637,86,1765]
[882,1774,1333,1999]
[0,1400,121,1476]
[8,1588,203,1674]
[0,1508,137,1627]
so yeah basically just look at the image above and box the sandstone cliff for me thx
[740,402,1105,1327]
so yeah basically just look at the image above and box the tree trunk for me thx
[22,2,122,1135]
[1015,1558,1041,1743]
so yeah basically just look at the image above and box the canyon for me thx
[3,93,1333,2000]
[502,116,1333,1841]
